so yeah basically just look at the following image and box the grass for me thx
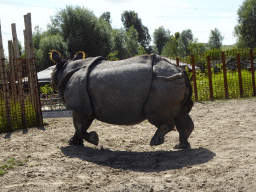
[0,158,28,175]
[30,164,42,167]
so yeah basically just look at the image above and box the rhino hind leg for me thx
[70,111,98,146]
[150,119,175,146]
[68,132,83,145]
[173,112,194,149]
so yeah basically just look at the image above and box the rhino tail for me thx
[182,70,193,113]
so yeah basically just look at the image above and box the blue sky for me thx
[0,0,243,55]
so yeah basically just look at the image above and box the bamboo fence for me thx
[0,13,43,133]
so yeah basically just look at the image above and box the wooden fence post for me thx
[0,21,12,130]
[237,54,244,98]
[8,41,17,102]
[250,49,256,96]
[176,57,179,67]
[24,13,43,127]
[191,54,198,102]
[222,52,229,99]
[12,23,26,128]
[207,56,214,101]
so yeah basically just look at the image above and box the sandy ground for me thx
[0,98,256,191]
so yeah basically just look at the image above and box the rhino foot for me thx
[150,129,165,146]
[68,136,83,145]
[150,136,164,146]
[173,141,190,149]
[87,131,99,146]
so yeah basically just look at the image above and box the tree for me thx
[153,26,170,55]
[162,33,180,57]
[111,28,127,59]
[100,12,111,25]
[121,10,151,48]
[187,38,206,55]
[124,26,139,58]
[138,45,147,55]
[36,34,68,71]
[178,29,193,55]
[208,28,224,50]
[234,0,256,48]
[49,6,112,58]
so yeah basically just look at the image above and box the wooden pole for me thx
[0,20,12,130]
[24,13,43,127]
[191,54,198,102]
[250,49,256,96]
[8,41,17,101]
[237,54,244,98]
[12,23,26,128]
[207,56,214,101]
[222,52,229,99]
[176,57,179,67]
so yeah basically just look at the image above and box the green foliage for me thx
[178,29,193,55]
[208,28,224,50]
[153,26,170,55]
[100,12,112,25]
[111,28,127,59]
[121,10,151,48]
[40,84,53,95]
[124,26,139,57]
[162,29,193,57]
[234,0,256,48]
[35,34,68,71]
[138,45,147,55]
[50,5,112,58]
[188,38,206,55]
[161,34,180,57]
[106,51,119,61]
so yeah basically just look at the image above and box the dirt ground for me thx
[0,98,256,191]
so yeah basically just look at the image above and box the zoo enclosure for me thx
[0,13,43,133]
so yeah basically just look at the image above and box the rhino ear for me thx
[73,51,86,61]
[49,50,62,64]
[49,50,65,70]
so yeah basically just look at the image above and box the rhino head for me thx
[50,50,85,91]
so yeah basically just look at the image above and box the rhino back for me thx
[88,56,153,125]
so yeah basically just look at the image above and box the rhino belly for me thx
[88,64,152,125]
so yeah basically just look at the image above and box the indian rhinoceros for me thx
[50,50,194,149]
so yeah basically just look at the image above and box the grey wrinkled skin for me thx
[51,51,194,149]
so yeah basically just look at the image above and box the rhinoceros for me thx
[50,50,194,149]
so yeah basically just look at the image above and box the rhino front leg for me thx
[69,111,98,146]
[150,119,175,146]
[173,112,194,149]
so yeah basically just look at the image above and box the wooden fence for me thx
[175,49,256,102]
[0,13,43,133]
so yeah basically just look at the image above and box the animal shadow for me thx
[61,146,215,172]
